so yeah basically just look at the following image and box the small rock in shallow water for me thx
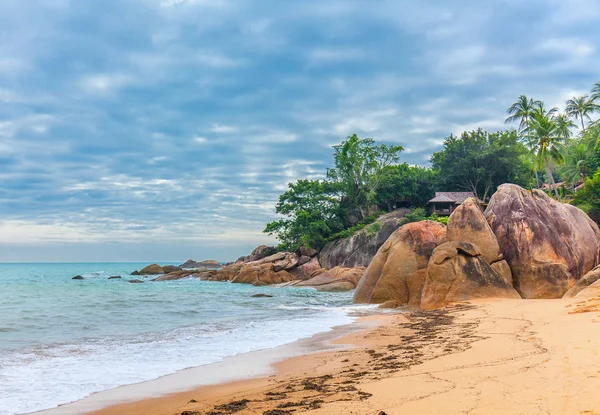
[251,294,273,298]
[108,276,121,279]
[130,270,140,275]
[128,279,144,283]
[72,275,84,280]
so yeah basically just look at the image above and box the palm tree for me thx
[522,113,567,198]
[591,81,600,101]
[505,95,542,132]
[554,113,577,139]
[559,140,589,186]
[565,95,597,133]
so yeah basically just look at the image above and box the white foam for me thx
[1,308,354,415]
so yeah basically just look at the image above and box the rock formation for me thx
[138,264,164,275]
[485,184,600,299]
[162,265,182,273]
[570,279,600,300]
[353,220,447,304]
[152,270,196,281]
[563,266,600,298]
[232,264,295,286]
[288,257,323,280]
[319,209,410,269]
[446,198,502,264]
[421,242,520,310]
[294,266,365,292]
[180,259,222,269]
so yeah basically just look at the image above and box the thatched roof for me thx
[428,191,482,204]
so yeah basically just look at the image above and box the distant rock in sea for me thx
[128,279,144,283]
[180,259,222,269]
[108,276,121,279]
[72,275,84,280]
[251,294,273,298]
[138,264,164,275]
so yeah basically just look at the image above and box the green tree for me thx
[572,169,600,223]
[505,95,542,131]
[522,112,567,198]
[327,134,404,224]
[263,179,342,250]
[374,163,417,211]
[565,95,597,134]
[430,129,532,201]
[554,113,577,139]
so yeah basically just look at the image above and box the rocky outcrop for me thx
[288,257,323,280]
[447,197,502,264]
[353,220,447,305]
[248,245,274,262]
[295,266,365,292]
[406,269,427,308]
[298,246,318,258]
[319,209,411,269]
[485,184,600,299]
[180,259,221,269]
[272,252,299,272]
[232,264,295,286]
[162,265,182,273]
[138,264,164,275]
[152,270,196,281]
[421,242,520,310]
[563,266,600,298]
[571,279,600,300]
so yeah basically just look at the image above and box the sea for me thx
[0,262,369,415]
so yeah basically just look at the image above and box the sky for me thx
[1,0,599,262]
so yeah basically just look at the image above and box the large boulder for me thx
[288,257,324,280]
[485,184,600,299]
[563,266,600,298]
[295,267,365,292]
[232,264,295,286]
[214,263,244,281]
[248,245,274,262]
[138,264,164,275]
[319,209,411,269]
[421,242,521,310]
[272,252,299,272]
[353,220,447,305]
[572,279,600,300]
[162,265,182,273]
[297,246,318,258]
[447,197,502,264]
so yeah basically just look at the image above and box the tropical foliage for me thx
[265,81,600,250]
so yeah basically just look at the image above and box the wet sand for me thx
[49,296,600,415]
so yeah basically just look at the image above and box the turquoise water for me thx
[0,263,363,415]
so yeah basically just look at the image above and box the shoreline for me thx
[30,310,391,415]
[74,297,600,415]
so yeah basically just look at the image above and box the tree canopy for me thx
[430,129,532,201]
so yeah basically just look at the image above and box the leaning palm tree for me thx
[522,113,566,198]
[565,95,597,134]
[505,95,542,132]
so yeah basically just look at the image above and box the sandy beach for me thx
[81,296,600,415]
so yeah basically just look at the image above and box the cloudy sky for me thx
[1,0,599,262]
